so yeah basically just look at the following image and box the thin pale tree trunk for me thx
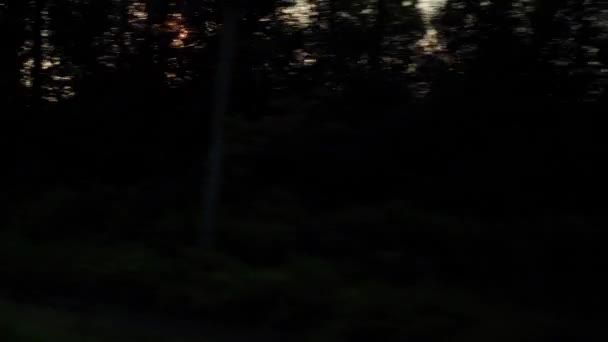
[31,0,43,106]
[199,2,240,248]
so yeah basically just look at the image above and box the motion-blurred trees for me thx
[2,4,607,339]
[3,0,607,236]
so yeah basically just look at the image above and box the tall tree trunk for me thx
[143,0,171,82]
[147,0,170,25]
[323,0,337,50]
[318,0,338,73]
[327,0,336,34]
[1,0,21,105]
[199,2,240,248]
[118,0,130,57]
[369,0,387,70]
[31,0,44,107]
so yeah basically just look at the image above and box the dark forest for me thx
[1,0,607,340]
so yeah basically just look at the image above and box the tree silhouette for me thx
[200,0,243,248]
[31,0,44,107]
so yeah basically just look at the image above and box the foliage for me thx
[1,0,607,340]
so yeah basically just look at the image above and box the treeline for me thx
[0,0,606,250]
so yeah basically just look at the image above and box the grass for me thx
[2,196,603,341]
[0,299,208,342]
[0,230,563,342]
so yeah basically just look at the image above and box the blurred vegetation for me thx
[1,200,606,340]
[2,0,608,340]
[0,297,208,342]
